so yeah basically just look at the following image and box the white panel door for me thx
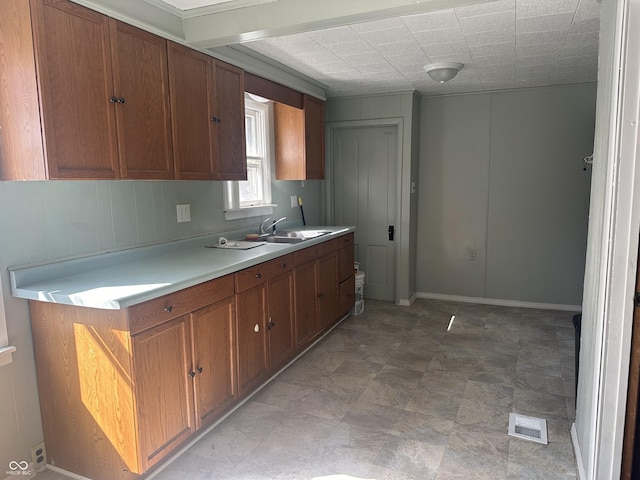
[333,126,397,301]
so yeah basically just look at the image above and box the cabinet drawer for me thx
[315,238,339,258]
[128,275,234,334]
[338,233,354,249]
[235,254,294,293]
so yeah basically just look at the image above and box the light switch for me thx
[290,195,298,208]
[177,204,191,223]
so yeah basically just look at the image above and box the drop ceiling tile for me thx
[516,0,578,18]
[477,65,516,78]
[349,17,406,34]
[428,53,474,65]
[401,9,458,32]
[574,0,601,21]
[473,54,516,67]
[421,41,469,58]
[516,30,567,47]
[412,28,466,45]
[469,42,514,58]
[326,40,375,57]
[311,61,357,75]
[306,26,361,45]
[517,42,563,58]
[374,41,424,57]
[455,0,514,19]
[517,54,559,67]
[339,51,387,66]
[302,50,343,66]
[458,11,515,35]
[560,41,599,58]
[564,31,600,48]
[384,52,430,67]
[562,54,598,66]
[568,17,600,34]
[517,65,557,77]
[465,29,515,47]
[358,26,415,46]
[516,13,574,33]
[355,63,397,75]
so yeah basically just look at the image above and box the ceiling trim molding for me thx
[142,0,278,19]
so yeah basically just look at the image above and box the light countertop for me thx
[9,227,353,310]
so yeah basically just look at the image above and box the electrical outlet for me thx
[31,441,47,472]
[468,247,478,262]
[176,204,191,223]
[290,195,298,208]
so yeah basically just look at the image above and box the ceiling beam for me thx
[183,0,496,48]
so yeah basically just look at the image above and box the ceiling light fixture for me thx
[424,62,464,83]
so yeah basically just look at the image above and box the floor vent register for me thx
[508,413,548,445]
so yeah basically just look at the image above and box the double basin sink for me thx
[261,230,331,244]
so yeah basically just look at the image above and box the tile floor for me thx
[32,299,578,480]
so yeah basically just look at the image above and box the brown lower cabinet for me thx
[29,234,353,480]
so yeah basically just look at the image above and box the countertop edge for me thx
[10,227,355,310]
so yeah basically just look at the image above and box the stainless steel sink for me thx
[261,230,331,244]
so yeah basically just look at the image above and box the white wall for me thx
[417,84,597,307]
[0,178,323,473]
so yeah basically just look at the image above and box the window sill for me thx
[224,204,276,221]
[0,345,16,367]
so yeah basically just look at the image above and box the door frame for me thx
[325,118,404,304]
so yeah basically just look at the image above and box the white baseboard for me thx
[571,423,586,480]
[416,292,581,312]
[397,292,417,306]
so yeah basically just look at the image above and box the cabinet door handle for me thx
[118,97,126,104]
[318,293,324,298]
[210,116,222,123]
[281,262,287,268]
[266,319,275,330]
[109,96,118,103]
[254,323,260,333]
[188,371,196,378]
[196,367,203,374]
[255,273,262,279]
[164,306,173,313]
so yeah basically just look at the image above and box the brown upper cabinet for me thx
[0,0,174,180]
[168,42,246,181]
[274,94,325,180]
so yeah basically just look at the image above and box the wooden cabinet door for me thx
[110,20,174,179]
[267,271,295,371]
[274,102,305,180]
[212,60,246,180]
[317,252,338,329]
[168,42,217,180]
[190,297,237,429]
[132,316,195,471]
[339,275,355,318]
[304,94,324,179]
[31,0,119,179]
[236,284,269,395]
[294,261,319,349]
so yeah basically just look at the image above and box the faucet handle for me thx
[260,217,272,234]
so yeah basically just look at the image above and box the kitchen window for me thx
[224,94,274,220]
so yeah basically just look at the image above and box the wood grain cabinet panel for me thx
[236,283,269,395]
[294,258,319,349]
[274,94,325,180]
[0,0,175,180]
[190,296,237,429]
[267,270,295,371]
[110,19,174,179]
[168,43,246,180]
[30,0,120,179]
[132,316,195,471]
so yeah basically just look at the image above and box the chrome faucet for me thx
[260,216,287,235]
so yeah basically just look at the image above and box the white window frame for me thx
[224,95,275,220]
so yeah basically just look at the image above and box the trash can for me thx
[573,313,582,400]
[351,271,365,315]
